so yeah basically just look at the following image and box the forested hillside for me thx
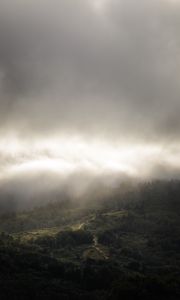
[0,181,180,299]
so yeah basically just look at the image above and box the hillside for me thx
[0,181,180,299]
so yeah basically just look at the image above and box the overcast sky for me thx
[0,0,179,141]
[0,0,180,196]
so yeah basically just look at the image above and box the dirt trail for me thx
[74,218,109,260]
[92,235,109,260]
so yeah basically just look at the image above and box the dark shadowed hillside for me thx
[0,180,180,299]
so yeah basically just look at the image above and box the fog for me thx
[0,0,180,210]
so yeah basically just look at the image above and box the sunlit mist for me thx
[0,135,179,182]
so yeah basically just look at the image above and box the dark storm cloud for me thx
[0,0,179,140]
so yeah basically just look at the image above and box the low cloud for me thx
[0,0,180,210]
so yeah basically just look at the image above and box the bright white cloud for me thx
[1,135,178,181]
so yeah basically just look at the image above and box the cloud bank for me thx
[0,0,180,209]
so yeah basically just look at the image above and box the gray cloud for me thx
[0,0,179,141]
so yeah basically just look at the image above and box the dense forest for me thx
[0,180,180,299]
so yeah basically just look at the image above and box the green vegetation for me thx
[0,180,180,299]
